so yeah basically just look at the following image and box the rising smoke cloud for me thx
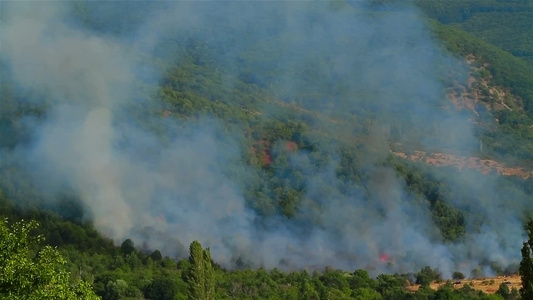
[1,1,531,278]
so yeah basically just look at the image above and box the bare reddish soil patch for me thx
[393,150,532,179]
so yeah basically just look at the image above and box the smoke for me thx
[1,1,531,278]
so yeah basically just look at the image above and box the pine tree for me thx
[519,219,533,300]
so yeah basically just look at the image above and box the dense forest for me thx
[0,0,532,299]
[415,0,533,64]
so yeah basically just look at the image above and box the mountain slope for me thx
[0,1,531,299]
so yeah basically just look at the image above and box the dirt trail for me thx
[393,150,532,179]
[406,275,522,294]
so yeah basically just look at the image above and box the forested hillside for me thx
[415,0,533,164]
[427,21,533,165]
[416,0,533,64]
[0,1,532,299]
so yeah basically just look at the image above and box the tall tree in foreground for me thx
[187,241,205,300]
[203,247,215,300]
[187,240,215,300]
[520,218,533,300]
[0,219,99,300]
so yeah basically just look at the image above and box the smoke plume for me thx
[1,1,531,277]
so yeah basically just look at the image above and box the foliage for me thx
[416,266,442,286]
[520,218,533,299]
[420,12,533,164]
[120,239,135,256]
[0,218,99,299]
[0,204,524,300]
[0,2,531,299]
[416,0,533,64]
[429,19,533,117]
[185,241,214,300]
[144,277,177,300]
[452,271,465,280]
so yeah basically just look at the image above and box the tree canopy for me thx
[520,218,533,299]
[0,219,100,300]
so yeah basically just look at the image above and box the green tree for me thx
[144,277,177,300]
[496,282,509,300]
[187,240,205,300]
[150,249,163,261]
[519,219,533,300]
[452,271,465,280]
[433,282,456,300]
[350,269,377,290]
[120,238,135,256]
[416,266,441,286]
[186,240,215,300]
[203,247,215,300]
[376,274,408,300]
[0,219,99,300]
[352,287,383,300]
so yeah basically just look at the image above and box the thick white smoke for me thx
[1,1,530,277]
